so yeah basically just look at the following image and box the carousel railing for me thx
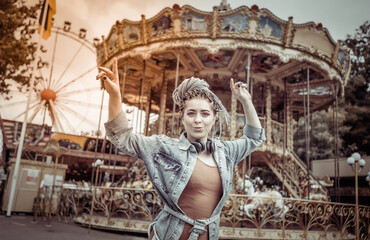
[51,186,368,239]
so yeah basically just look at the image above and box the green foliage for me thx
[341,21,370,156]
[294,109,348,161]
[0,0,41,99]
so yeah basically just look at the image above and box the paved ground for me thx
[0,214,147,240]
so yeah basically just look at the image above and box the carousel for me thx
[42,1,369,239]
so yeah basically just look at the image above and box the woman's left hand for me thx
[230,78,251,102]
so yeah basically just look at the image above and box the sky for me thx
[55,0,370,43]
[1,0,370,136]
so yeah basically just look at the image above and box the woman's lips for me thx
[193,127,203,132]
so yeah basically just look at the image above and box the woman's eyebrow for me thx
[186,108,211,112]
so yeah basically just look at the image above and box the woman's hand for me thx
[230,78,261,128]
[96,58,123,120]
[230,78,251,103]
[96,58,120,97]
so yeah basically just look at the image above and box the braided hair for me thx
[172,77,229,137]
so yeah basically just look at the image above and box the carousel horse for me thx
[239,177,289,219]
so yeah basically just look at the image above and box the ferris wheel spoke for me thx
[48,28,59,89]
[52,41,86,91]
[53,104,77,133]
[58,102,99,129]
[40,105,47,124]
[56,86,101,98]
[13,101,39,120]
[54,66,96,94]
[6,90,29,97]
[57,98,105,109]
[49,99,64,133]
[28,99,46,122]
[1,99,29,108]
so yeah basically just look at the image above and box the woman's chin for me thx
[188,132,206,141]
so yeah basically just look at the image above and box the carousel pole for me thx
[244,52,252,181]
[301,66,308,199]
[6,0,50,217]
[144,85,152,136]
[248,59,253,171]
[306,66,311,199]
[171,52,180,137]
[245,52,251,88]
[158,70,167,134]
[334,84,340,202]
[283,79,287,189]
[121,62,127,103]
[139,60,146,134]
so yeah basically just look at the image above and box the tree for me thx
[341,21,370,156]
[293,108,348,161]
[0,0,41,99]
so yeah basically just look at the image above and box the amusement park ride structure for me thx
[95,2,350,200]
[1,1,369,239]
[69,2,369,239]
[0,22,104,135]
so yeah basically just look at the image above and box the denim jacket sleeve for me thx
[222,124,266,167]
[104,111,160,160]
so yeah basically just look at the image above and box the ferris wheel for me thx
[0,21,107,135]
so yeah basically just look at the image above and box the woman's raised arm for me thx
[96,58,128,125]
[230,78,261,129]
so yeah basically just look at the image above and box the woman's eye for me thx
[187,112,195,116]
[201,113,210,117]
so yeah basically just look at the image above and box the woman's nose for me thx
[194,113,202,123]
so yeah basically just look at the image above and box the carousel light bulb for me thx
[351,152,361,161]
[347,157,355,165]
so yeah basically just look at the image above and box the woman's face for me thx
[182,98,216,143]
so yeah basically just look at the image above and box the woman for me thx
[97,58,265,240]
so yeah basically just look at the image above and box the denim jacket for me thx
[105,111,266,240]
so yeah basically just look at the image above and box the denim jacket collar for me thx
[178,132,192,151]
[178,132,219,151]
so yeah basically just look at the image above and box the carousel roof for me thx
[95,2,350,118]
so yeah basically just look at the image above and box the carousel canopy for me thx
[95,2,350,119]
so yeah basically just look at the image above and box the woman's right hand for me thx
[96,58,120,97]
[97,58,124,121]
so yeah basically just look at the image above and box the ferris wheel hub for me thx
[41,88,56,101]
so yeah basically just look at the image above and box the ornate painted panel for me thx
[252,54,285,74]
[182,12,207,31]
[152,16,171,36]
[195,49,234,68]
[123,25,140,42]
[257,16,281,39]
[222,13,248,32]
